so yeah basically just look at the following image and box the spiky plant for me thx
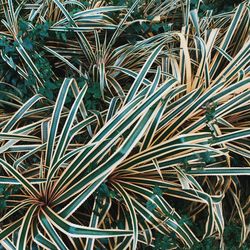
[0,0,249,249]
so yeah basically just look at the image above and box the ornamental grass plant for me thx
[0,0,249,249]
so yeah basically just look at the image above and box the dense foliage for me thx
[0,0,249,249]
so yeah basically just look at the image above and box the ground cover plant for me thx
[0,0,249,249]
